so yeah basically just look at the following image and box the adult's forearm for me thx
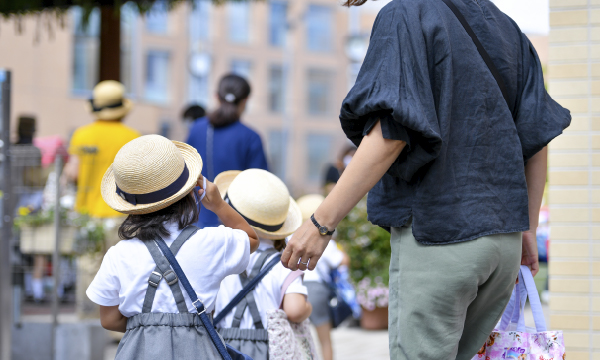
[315,121,406,229]
[524,147,548,230]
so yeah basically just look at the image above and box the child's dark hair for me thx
[273,239,286,252]
[342,0,368,6]
[118,192,199,241]
[208,74,251,128]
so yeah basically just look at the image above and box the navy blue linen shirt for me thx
[340,0,571,244]
[186,117,269,227]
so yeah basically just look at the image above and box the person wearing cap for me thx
[86,135,259,359]
[282,0,571,358]
[64,80,141,219]
[296,194,349,360]
[213,169,313,360]
[186,74,269,229]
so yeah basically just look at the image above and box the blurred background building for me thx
[0,0,390,195]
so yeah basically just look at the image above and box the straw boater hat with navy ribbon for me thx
[214,169,302,240]
[101,134,202,215]
[85,80,133,121]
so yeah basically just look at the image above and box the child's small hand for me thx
[197,175,225,213]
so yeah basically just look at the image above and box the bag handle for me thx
[499,265,547,333]
[440,0,512,112]
[213,254,282,326]
[278,270,304,309]
[154,238,233,360]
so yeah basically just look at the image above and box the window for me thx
[307,69,334,115]
[306,134,332,183]
[120,2,138,94]
[230,59,253,80]
[269,1,287,47]
[268,130,287,179]
[189,0,211,42]
[228,2,250,43]
[145,1,168,34]
[268,65,285,113]
[72,7,100,95]
[306,5,333,52]
[145,51,170,103]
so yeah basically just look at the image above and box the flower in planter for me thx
[356,277,390,311]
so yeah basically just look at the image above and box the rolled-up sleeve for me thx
[514,34,571,161]
[339,8,442,181]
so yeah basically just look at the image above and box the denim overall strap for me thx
[142,226,199,313]
[231,250,277,329]
[153,238,234,360]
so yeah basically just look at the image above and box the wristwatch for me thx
[310,214,335,236]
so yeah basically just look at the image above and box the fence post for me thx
[50,154,63,360]
[0,70,12,360]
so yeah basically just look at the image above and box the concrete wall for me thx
[547,0,600,358]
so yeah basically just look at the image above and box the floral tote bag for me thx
[266,271,319,360]
[472,266,565,360]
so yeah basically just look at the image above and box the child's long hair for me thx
[208,74,251,128]
[118,192,200,241]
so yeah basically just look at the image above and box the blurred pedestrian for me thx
[283,0,571,359]
[181,103,206,130]
[324,145,356,195]
[63,80,140,318]
[186,74,268,228]
[214,169,314,360]
[297,194,349,360]
[87,135,259,360]
[64,80,140,219]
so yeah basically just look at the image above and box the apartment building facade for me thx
[0,0,383,195]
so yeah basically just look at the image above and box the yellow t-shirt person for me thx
[69,121,140,218]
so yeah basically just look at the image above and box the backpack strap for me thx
[213,249,280,327]
[142,226,199,313]
[278,270,304,309]
[440,0,512,113]
[230,250,277,329]
[153,237,233,360]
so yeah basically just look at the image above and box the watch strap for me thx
[310,214,335,236]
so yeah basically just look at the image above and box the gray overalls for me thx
[217,249,277,360]
[114,227,224,360]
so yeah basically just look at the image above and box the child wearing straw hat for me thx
[212,169,313,360]
[85,134,259,360]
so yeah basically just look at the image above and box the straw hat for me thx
[214,169,302,240]
[85,80,133,120]
[101,135,202,215]
[296,194,325,222]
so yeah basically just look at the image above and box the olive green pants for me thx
[389,225,522,360]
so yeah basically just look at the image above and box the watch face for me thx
[319,226,328,235]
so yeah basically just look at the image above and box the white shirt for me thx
[303,240,344,284]
[214,239,308,329]
[86,224,250,317]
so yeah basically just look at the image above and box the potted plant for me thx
[336,197,391,330]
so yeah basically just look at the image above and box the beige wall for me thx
[547,0,600,358]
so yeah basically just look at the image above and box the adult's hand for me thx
[281,120,406,271]
[521,230,539,277]
[282,219,331,271]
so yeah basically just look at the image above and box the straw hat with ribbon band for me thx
[101,135,203,215]
[214,169,302,240]
[85,80,133,121]
[296,194,325,223]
